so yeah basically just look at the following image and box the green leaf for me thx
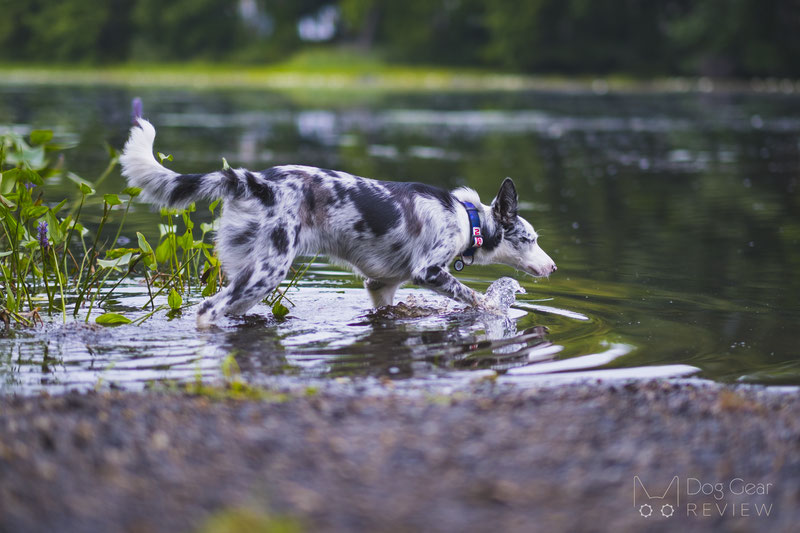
[104,247,139,259]
[202,282,217,297]
[2,168,20,193]
[30,130,53,145]
[272,301,290,319]
[45,210,65,242]
[137,232,156,269]
[0,195,17,210]
[122,186,142,197]
[97,252,133,269]
[103,193,122,206]
[200,220,219,234]
[221,157,230,170]
[167,288,182,310]
[21,205,48,219]
[157,152,173,164]
[6,289,16,312]
[209,198,221,215]
[155,237,174,263]
[96,313,132,325]
[19,145,46,169]
[136,232,153,254]
[178,229,193,250]
[105,142,119,159]
[66,172,95,195]
[51,198,68,214]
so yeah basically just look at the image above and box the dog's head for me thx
[480,178,557,277]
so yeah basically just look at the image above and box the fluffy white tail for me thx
[119,119,247,208]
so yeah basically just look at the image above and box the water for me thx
[1,85,798,392]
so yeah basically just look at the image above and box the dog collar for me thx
[454,201,483,271]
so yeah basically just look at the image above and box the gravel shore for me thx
[1,381,798,532]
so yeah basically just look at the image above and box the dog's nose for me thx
[552,263,557,272]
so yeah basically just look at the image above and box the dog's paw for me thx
[196,310,214,329]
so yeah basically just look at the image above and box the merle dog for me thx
[120,119,556,326]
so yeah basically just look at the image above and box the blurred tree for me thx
[132,0,241,60]
[665,0,800,77]
[0,0,797,77]
[482,0,671,75]
[247,0,332,61]
[339,0,487,65]
[0,0,132,62]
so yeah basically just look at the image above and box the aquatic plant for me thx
[0,129,309,327]
[0,130,192,324]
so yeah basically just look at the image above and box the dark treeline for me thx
[1,0,799,78]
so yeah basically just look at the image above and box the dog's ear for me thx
[492,177,518,226]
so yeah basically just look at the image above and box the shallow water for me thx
[1,85,799,392]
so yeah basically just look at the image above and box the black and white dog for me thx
[120,119,556,326]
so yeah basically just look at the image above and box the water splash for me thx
[482,277,525,314]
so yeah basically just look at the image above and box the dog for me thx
[119,119,556,326]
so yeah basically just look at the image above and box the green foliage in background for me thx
[0,0,798,77]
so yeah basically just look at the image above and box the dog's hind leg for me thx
[196,262,292,327]
[365,279,401,307]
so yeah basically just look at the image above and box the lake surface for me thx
[1,84,799,392]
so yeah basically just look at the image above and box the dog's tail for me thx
[120,119,246,209]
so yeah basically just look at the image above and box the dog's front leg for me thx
[412,265,481,306]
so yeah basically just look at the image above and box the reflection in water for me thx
[0,86,799,389]
[0,273,698,393]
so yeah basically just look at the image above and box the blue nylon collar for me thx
[461,201,483,257]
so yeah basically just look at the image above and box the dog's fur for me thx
[120,119,556,326]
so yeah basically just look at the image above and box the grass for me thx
[151,354,291,403]
[197,507,303,533]
[0,47,720,94]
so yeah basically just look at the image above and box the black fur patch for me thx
[246,171,275,207]
[481,225,503,251]
[302,183,316,211]
[271,227,289,254]
[229,268,253,301]
[348,183,401,237]
[332,181,348,204]
[353,220,367,233]
[415,265,447,286]
[231,222,260,246]
[320,169,340,179]
[262,167,288,181]
[169,174,204,204]
[221,168,244,197]
[385,182,455,213]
